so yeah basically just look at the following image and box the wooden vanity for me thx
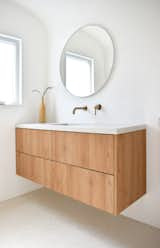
[16,125,146,215]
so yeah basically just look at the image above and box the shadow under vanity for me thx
[16,124,146,216]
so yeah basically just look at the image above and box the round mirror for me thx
[60,25,114,97]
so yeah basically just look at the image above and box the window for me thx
[65,52,94,97]
[0,34,22,105]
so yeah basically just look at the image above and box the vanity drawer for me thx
[67,164,114,214]
[16,153,114,214]
[16,152,45,185]
[44,161,114,214]
[55,131,114,174]
[16,128,55,160]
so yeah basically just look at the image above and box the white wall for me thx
[0,0,48,201]
[10,0,160,229]
[47,0,160,229]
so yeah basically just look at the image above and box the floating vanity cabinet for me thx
[16,127,146,215]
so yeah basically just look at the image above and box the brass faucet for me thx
[72,105,88,115]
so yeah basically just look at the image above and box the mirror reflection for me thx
[60,25,114,97]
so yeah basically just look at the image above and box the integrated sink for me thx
[46,123,69,126]
[16,122,146,135]
[47,123,103,126]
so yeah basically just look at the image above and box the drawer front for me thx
[44,160,68,195]
[16,152,44,185]
[16,128,55,160]
[16,153,114,214]
[68,164,114,213]
[55,131,114,174]
[45,161,114,214]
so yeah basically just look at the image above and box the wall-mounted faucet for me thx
[94,104,102,115]
[72,105,88,115]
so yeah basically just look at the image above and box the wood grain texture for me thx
[44,160,68,196]
[55,131,89,168]
[16,152,44,185]
[55,131,114,174]
[16,128,55,160]
[16,128,146,215]
[68,164,114,213]
[43,160,114,214]
[16,152,114,214]
[114,130,146,214]
[89,134,114,174]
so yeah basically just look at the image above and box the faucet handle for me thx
[94,104,102,115]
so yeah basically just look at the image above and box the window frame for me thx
[0,33,22,106]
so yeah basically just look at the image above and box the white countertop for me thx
[16,123,146,135]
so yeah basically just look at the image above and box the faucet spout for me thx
[72,105,88,115]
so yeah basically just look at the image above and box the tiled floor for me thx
[0,188,159,248]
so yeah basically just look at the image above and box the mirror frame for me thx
[60,24,115,98]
